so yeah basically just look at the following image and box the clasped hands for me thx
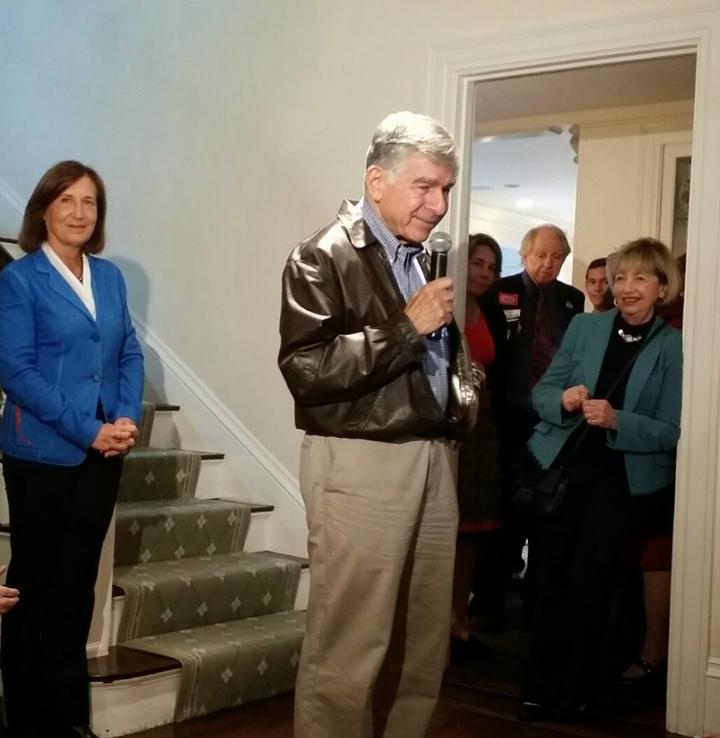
[91,417,139,457]
[561,385,617,430]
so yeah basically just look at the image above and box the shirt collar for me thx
[522,269,557,298]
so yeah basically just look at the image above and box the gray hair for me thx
[365,111,458,177]
[520,224,571,258]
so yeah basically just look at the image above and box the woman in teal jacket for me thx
[519,238,683,722]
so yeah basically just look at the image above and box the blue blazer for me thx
[527,309,682,496]
[0,249,144,466]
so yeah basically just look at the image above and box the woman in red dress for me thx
[451,234,508,658]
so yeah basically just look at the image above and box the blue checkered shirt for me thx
[361,199,450,409]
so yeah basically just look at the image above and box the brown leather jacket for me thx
[278,200,481,442]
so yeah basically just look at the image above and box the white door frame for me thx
[427,3,720,735]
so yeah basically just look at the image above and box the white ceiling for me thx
[471,55,697,226]
[474,55,697,122]
[471,129,578,223]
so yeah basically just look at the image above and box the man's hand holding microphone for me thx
[404,232,454,336]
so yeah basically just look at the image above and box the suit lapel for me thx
[585,310,616,396]
[34,250,95,322]
[624,316,665,412]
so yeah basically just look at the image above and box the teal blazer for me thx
[527,309,682,496]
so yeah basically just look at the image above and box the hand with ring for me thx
[581,399,617,430]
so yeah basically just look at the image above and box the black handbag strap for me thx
[560,320,669,463]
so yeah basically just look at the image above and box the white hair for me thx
[365,111,458,177]
[520,224,571,258]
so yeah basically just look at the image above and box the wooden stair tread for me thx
[88,644,180,682]
[213,497,275,513]
[153,403,180,412]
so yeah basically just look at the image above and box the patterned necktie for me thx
[530,289,554,387]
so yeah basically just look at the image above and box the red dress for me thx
[456,312,501,533]
[465,312,496,369]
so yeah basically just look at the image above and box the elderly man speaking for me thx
[279,112,480,738]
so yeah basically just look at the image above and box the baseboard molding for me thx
[705,659,720,732]
[132,314,307,558]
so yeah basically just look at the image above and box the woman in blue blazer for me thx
[0,161,144,738]
[519,239,683,722]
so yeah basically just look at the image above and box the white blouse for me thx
[42,242,96,320]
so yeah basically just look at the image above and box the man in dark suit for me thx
[480,224,584,623]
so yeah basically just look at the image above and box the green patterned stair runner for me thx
[115,552,301,641]
[114,498,253,567]
[108,403,306,726]
[118,448,201,502]
[124,610,306,722]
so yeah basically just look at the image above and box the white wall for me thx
[573,108,693,285]
[0,0,696,508]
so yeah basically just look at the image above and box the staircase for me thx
[0,240,308,735]
[83,401,308,736]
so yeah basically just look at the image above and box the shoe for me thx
[517,701,552,722]
[619,658,667,686]
[450,633,493,661]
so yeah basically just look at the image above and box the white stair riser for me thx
[195,458,230,499]
[109,568,309,648]
[147,411,179,449]
[243,510,271,552]
[295,566,310,611]
[90,669,180,737]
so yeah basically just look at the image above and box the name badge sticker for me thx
[499,292,519,307]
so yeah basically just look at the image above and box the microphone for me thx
[428,231,452,339]
[428,231,452,282]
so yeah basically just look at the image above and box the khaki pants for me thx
[294,435,458,738]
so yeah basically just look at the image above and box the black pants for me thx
[494,406,537,620]
[1,452,122,737]
[521,466,629,711]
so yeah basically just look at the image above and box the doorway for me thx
[428,6,720,735]
[449,53,695,730]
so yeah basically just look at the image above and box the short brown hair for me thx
[18,160,107,254]
[586,257,607,278]
[607,237,683,307]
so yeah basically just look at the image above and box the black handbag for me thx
[514,322,669,517]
